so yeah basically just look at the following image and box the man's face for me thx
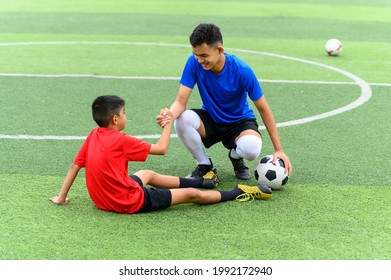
[192,43,224,73]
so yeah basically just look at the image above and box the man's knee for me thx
[174,110,200,133]
[236,135,262,161]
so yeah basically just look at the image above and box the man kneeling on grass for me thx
[50,95,272,214]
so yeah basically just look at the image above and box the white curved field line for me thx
[0,41,373,140]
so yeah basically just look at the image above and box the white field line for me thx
[0,134,166,140]
[0,73,179,80]
[0,41,375,140]
[0,76,364,140]
[1,73,389,87]
[0,73,368,141]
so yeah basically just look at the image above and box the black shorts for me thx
[191,109,262,149]
[130,175,172,213]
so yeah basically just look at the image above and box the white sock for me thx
[231,135,262,161]
[174,110,211,165]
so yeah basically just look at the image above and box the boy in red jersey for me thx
[50,95,272,214]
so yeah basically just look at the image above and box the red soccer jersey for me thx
[74,127,151,213]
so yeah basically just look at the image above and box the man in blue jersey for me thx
[157,23,292,181]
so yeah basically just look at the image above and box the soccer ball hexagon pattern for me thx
[254,155,289,190]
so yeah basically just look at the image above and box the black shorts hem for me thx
[137,187,172,213]
[191,109,261,149]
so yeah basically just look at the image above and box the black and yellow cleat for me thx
[187,158,218,179]
[235,184,272,201]
[201,170,219,188]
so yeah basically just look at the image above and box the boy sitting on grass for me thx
[50,95,272,214]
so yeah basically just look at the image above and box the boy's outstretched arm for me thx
[150,109,173,155]
[50,163,81,205]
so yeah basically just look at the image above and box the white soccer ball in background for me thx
[325,39,342,56]
[254,155,289,190]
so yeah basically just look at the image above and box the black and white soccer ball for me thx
[254,155,289,190]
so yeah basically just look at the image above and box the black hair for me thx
[91,95,125,127]
[189,23,223,47]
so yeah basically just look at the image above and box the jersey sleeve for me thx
[241,65,263,101]
[122,134,152,162]
[179,55,198,89]
[73,138,88,167]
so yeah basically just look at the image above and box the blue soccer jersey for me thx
[179,53,263,124]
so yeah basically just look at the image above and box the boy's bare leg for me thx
[170,184,273,205]
[134,170,180,188]
[134,170,272,206]
[133,170,216,189]
[169,188,221,205]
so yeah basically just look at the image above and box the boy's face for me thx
[116,106,127,130]
[192,42,224,73]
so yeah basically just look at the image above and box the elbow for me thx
[159,147,168,155]
[150,142,170,155]
[152,146,168,155]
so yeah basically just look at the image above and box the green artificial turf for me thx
[1,174,389,260]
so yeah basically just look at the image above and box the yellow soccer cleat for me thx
[202,170,219,188]
[236,184,272,202]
